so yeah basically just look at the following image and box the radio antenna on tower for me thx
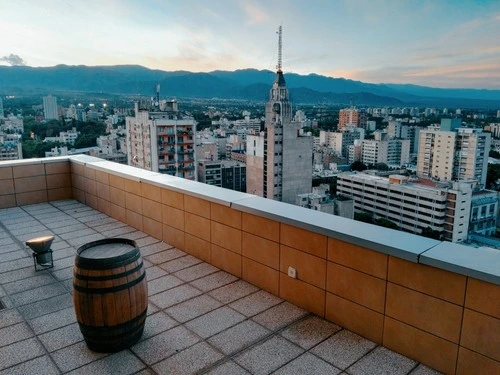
[277,25,282,72]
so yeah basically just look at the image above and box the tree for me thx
[373,163,389,171]
[74,134,98,149]
[487,164,500,190]
[421,226,442,240]
[354,212,373,224]
[374,217,399,230]
[489,150,500,159]
[351,161,367,171]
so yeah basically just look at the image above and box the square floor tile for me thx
[205,360,250,375]
[185,306,246,339]
[148,284,202,309]
[347,347,417,375]
[38,322,83,352]
[137,311,178,340]
[51,341,108,373]
[229,290,282,317]
[165,294,222,323]
[174,262,219,282]
[159,255,202,273]
[190,271,238,292]
[131,325,200,365]
[234,335,304,375]
[0,355,60,375]
[280,315,341,350]
[208,280,259,304]
[65,350,146,375]
[0,322,33,347]
[274,352,342,375]
[252,302,307,331]
[0,338,46,371]
[208,320,271,355]
[152,341,224,375]
[147,274,184,296]
[311,330,377,370]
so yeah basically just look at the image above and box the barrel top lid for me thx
[78,238,136,260]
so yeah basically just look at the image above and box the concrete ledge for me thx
[231,196,440,263]
[420,242,500,285]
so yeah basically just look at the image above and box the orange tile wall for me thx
[2,159,498,375]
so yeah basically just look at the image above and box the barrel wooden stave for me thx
[73,240,147,352]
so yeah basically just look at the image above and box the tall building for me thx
[126,98,196,180]
[246,27,313,203]
[417,127,490,186]
[43,95,58,120]
[0,97,4,118]
[338,107,367,130]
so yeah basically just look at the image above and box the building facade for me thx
[43,95,58,120]
[126,100,196,180]
[337,172,476,242]
[417,127,490,186]
[338,108,367,130]
[197,160,246,192]
[361,139,410,167]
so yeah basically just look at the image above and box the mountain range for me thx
[0,64,499,108]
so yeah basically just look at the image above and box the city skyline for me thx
[1,0,499,89]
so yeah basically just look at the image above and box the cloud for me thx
[0,54,27,66]
[240,2,269,25]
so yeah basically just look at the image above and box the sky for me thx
[1,0,499,89]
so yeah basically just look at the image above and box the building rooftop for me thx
[0,200,439,374]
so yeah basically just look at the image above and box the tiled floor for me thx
[0,200,442,374]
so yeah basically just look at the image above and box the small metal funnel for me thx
[26,235,55,253]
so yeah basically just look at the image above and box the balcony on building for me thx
[0,156,498,374]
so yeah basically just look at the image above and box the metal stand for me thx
[32,250,54,271]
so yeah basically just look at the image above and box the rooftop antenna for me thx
[277,25,282,72]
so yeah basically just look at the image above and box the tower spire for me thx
[277,25,282,72]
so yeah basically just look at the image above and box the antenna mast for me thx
[277,25,282,72]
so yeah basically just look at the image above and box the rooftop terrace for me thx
[0,156,498,374]
[1,200,439,374]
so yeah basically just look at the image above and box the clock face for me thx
[273,103,281,114]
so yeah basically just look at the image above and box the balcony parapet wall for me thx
[0,156,498,375]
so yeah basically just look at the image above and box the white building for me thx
[417,127,490,186]
[0,133,22,160]
[337,172,476,242]
[43,95,58,120]
[361,139,410,167]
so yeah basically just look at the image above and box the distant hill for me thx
[0,65,499,108]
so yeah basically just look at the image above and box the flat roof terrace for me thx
[0,200,437,374]
[0,155,498,374]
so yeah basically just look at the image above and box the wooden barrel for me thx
[73,238,148,352]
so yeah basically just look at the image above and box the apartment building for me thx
[337,172,476,242]
[361,139,410,167]
[338,107,367,130]
[43,95,58,120]
[126,100,196,180]
[417,127,490,186]
[198,160,246,192]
